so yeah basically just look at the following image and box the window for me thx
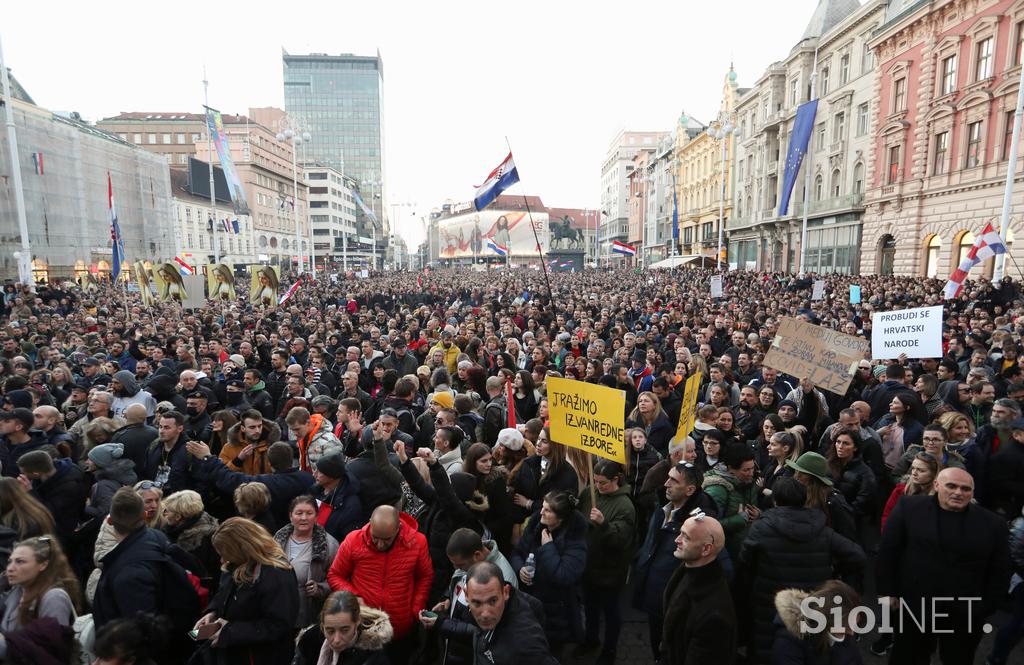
[833,112,846,143]
[790,78,799,107]
[853,162,864,193]
[893,78,907,112]
[975,37,994,80]
[831,169,841,197]
[887,145,901,184]
[162,133,171,145]
[1005,110,1017,160]
[965,121,982,167]
[941,55,957,95]
[1017,20,1024,66]
[862,42,873,73]
[683,227,692,244]
[174,133,184,144]
[924,235,942,278]
[958,232,976,266]
[816,123,826,151]
[178,154,188,164]
[814,174,823,201]
[857,103,869,136]
[933,131,949,175]
[132,133,142,143]
[147,133,157,144]
[192,133,201,142]
[820,67,830,95]
[840,54,850,85]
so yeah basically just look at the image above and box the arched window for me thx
[814,174,823,201]
[852,162,864,194]
[831,169,842,198]
[957,232,975,267]
[924,235,942,278]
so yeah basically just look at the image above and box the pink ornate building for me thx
[861,0,1024,277]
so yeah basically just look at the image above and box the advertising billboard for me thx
[437,210,549,259]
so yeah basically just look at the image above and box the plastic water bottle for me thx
[523,553,536,582]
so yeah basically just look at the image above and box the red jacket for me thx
[327,512,432,638]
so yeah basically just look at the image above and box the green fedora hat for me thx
[785,452,833,486]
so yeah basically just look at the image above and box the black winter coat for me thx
[633,492,719,615]
[626,412,674,457]
[32,459,87,547]
[738,506,866,664]
[111,422,158,478]
[661,559,737,665]
[206,565,299,665]
[509,510,588,646]
[92,527,172,630]
[831,457,876,522]
[311,473,365,544]
[629,445,662,500]
[509,456,579,522]
[193,456,317,528]
[986,439,1024,518]
[142,435,193,495]
[770,588,863,665]
[877,495,1011,626]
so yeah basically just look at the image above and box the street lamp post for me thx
[275,116,311,277]
[706,109,737,271]
[362,179,381,270]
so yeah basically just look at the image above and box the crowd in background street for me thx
[0,265,1020,665]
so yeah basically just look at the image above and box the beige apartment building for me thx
[97,110,309,267]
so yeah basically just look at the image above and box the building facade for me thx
[100,109,310,268]
[0,82,176,282]
[599,130,667,260]
[283,51,387,235]
[729,0,881,274]
[169,167,256,269]
[861,0,1024,277]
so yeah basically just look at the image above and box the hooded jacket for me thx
[146,373,186,412]
[297,413,343,472]
[738,506,865,664]
[771,588,863,665]
[32,459,88,546]
[328,512,433,640]
[702,468,758,559]
[194,455,316,528]
[85,458,137,519]
[578,482,636,587]
[110,370,156,420]
[218,417,281,476]
[244,380,274,419]
[293,605,393,665]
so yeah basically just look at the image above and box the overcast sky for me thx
[6,0,818,247]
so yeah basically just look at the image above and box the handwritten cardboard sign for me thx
[547,377,626,464]
[764,317,868,395]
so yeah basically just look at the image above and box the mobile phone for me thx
[190,623,220,640]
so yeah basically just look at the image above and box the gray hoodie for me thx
[111,370,156,420]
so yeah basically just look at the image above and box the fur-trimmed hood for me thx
[168,511,219,553]
[774,588,811,638]
[226,417,281,448]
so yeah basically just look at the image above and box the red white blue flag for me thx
[944,222,1007,299]
[278,276,303,306]
[612,240,637,256]
[474,153,520,211]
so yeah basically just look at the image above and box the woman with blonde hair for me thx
[162,490,220,588]
[0,477,55,540]
[626,391,673,456]
[193,517,299,665]
[134,480,165,530]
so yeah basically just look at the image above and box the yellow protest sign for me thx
[674,372,702,445]
[547,377,626,464]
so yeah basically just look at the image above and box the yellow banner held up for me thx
[673,372,702,446]
[547,377,626,464]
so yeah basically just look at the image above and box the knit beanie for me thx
[88,443,125,469]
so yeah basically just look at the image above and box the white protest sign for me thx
[871,305,943,359]
[812,280,824,301]
[710,275,723,298]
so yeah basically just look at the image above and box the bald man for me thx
[32,405,74,453]
[877,467,1009,664]
[661,514,737,664]
[327,504,432,658]
[110,403,158,477]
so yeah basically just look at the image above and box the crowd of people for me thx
[0,265,1019,665]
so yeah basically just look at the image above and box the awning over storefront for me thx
[649,255,721,269]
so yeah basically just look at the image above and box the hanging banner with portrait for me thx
[207,263,237,302]
[133,261,156,307]
[250,265,280,306]
[152,262,188,303]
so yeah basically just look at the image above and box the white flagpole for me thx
[994,63,1024,281]
[798,46,820,278]
[0,34,33,287]
[203,69,220,265]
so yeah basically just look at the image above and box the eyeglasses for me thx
[137,481,158,491]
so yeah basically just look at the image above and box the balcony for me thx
[828,140,845,157]
[765,160,778,175]
[790,193,864,216]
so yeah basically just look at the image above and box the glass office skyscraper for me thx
[283,51,386,231]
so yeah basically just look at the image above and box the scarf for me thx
[317,638,339,665]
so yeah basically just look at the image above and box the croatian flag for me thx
[221,218,232,233]
[486,238,508,256]
[612,240,637,256]
[278,277,302,306]
[108,173,126,280]
[474,152,520,211]
[173,256,195,276]
[944,222,1007,299]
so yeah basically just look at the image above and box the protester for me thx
[293,590,393,665]
[273,495,340,628]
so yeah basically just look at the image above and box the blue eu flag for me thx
[778,100,819,216]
